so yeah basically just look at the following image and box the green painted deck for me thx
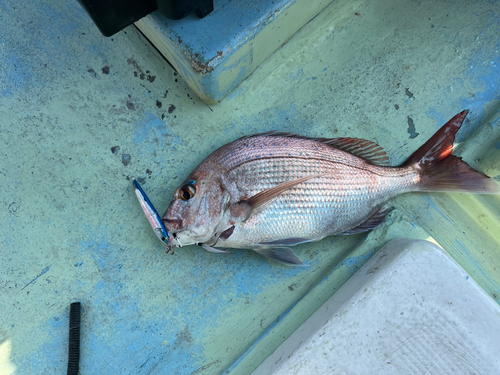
[1,0,499,374]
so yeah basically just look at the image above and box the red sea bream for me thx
[161,111,499,265]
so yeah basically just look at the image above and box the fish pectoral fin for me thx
[230,174,325,221]
[337,205,391,235]
[199,244,230,254]
[253,247,306,266]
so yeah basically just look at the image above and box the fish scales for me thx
[212,136,375,169]
[216,146,417,247]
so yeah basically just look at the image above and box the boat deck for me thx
[1,0,499,373]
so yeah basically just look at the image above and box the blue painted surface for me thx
[137,0,333,102]
[72,230,308,374]
[150,0,294,63]
[339,250,377,278]
[13,226,310,373]
[422,197,456,226]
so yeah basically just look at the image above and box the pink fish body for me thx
[162,111,499,265]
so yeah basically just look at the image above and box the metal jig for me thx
[131,177,169,246]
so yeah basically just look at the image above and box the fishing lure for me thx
[131,177,172,251]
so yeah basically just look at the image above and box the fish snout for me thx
[162,217,183,231]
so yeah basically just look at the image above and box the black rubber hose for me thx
[67,302,81,375]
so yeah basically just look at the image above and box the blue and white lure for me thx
[131,177,174,253]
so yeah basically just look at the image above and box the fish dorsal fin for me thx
[229,174,325,221]
[238,132,390,166]
[322,138,390,166]
[337,205,391,235]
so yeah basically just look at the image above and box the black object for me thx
[79,0,214,37]
[67,302,81,375]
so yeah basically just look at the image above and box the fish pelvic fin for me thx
[230,174,326,221]
[406,110,500,194]
[253,247,306,266]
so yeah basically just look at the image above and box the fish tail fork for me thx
[406,110,500,194]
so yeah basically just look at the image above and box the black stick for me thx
[67,302,81,375]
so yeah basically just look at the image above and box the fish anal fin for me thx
[338,206,391,235]
[230,174,325,221]
[253,247,305,266]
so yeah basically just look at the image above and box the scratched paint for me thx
[132,111,184,152]
[21,266,51,291]
[406,116,419,139]
[339,251,376,278]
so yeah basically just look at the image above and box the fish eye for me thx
[179,183,196,201]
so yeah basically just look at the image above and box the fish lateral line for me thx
[227,155,407,179]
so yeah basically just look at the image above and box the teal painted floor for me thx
[1,0,500,374]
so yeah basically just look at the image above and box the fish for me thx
[131,177,172,250]
[162,110,500,265]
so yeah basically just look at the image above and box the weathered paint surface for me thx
[135,0,338,103]
[1,0,499,374]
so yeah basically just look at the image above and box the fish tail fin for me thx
[405,110,500,194]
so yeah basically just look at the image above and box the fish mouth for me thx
[166,232,181,247]
[167,230,194,248]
